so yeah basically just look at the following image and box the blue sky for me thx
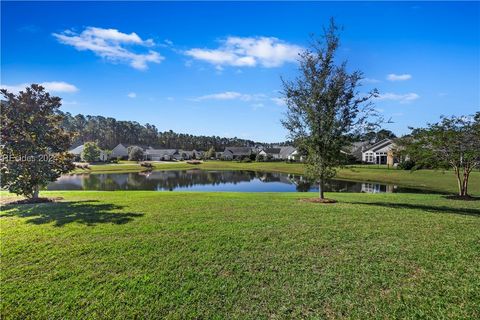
[2,1,479,142]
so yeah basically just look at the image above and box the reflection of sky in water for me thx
[47,170,439,194]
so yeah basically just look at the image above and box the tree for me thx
[399,113,479,197]
[256,153,265,162]
[205,146,216,159]
[281,19,378,200]
[128,146,144,161]
[362,129,396,143]
[82,141,101,162]
[0,84,74,199]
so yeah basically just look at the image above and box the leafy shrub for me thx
[241,158,252,163]
[129,146,144,161]
[398,159,416,170]
[75,163,90,170]
[139,161,153,169]
[81,142,101,162]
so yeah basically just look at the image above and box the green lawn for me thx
[73,161,480,195]
[2,191,479,319]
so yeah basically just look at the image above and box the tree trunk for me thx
[463,170,470,197]
[32,185,40,199]
[454,168,464,196]
[319,179,325,199]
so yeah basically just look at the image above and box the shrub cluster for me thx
[139,161,154,169]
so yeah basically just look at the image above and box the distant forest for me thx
[60,112,288,151]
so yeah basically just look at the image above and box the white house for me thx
[361,139,397,165]
[69,144,108,162]
[110,143,129,159]
[68,144,84,159]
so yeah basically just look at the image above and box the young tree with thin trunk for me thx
[1,84,74,199]
[399,113,480,198]
[281,19,378,200]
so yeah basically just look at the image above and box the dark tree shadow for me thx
[346,201,480,217]
[1,200,143,226]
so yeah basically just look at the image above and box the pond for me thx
[47,170,437,193]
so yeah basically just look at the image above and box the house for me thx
[110,143,129,159]
[361,139,397,165]
[68,144,108,162]
[345,141,371,162]
[145,149,178,161]
[279,146,297,160]
[222,147,253,160]
[68,144,84,160]
[259,148,282,159]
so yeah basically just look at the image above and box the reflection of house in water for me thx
[361,183,396,193]
[47,174,86,190]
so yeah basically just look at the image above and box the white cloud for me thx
[53,27,163,70]
[362,78,381,84]
[185,36,302,68]
[376,92,419,104]
[191,91,266,102]
[386,73,412,81]
[127,92,137,98]
[251,103,264,110]
[1,81,78,93]
[271,97,287,106]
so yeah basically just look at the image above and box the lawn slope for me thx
[2,191,479,318]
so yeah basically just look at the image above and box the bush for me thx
[398,159,416,170]
[81,142,101,162]
[241,158,252,163]
[129,146,144,161]
[75,163,90,170]
[256,154,265,162]
[186,160,202,165]
[139,161,153,169]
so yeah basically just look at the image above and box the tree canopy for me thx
[281,19,378,199]
[1,85,74,199]
[399,113,479,197]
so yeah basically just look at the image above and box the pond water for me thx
[47,170,436,193]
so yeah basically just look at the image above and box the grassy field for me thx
[1,191,479,319]
[72,161,480,195]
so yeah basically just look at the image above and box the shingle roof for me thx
[363,139,394,152]
[224,147,252,155]
[264,148,281,155]
[145,149,178,156]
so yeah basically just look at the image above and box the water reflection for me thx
[47,170,436,193]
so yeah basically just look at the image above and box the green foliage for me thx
[139,161,153,169]
[0,84,74,198]
[81,142,101,163]
[128,146,144,161]
[399,113,480,196]
[362,129,396,143]
[398,159,416,170]
[255,153,265,162]
[281,19,378,198]
[205,147,216,159]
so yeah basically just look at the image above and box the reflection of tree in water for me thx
[48,170,397,193]
[72,170,260,191]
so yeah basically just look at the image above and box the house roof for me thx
[263,148,281,155]
[279,146,296,157]
[69,144,84,155]
[145,149,178,156]
[362,139,395,153]
[224,147,252,155]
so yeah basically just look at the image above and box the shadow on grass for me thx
[347,201,480,217]
[1,200,143,226]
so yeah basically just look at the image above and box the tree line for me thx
[60,112,288,151]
